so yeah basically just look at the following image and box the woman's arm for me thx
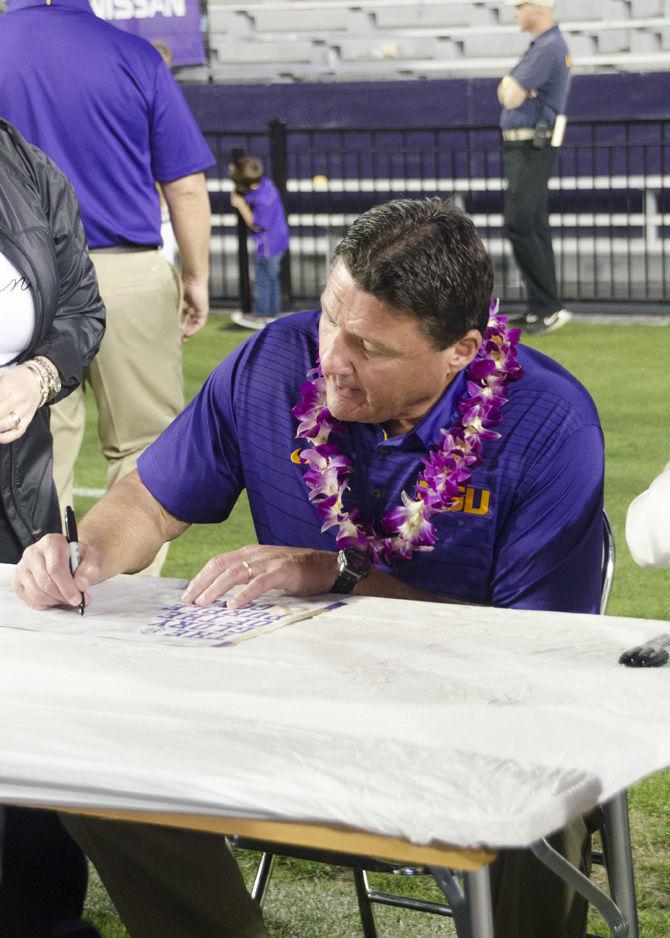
[32,150,106,397]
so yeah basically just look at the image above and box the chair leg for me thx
[601,792,640,938]
[462,867,495,938]
[530,839,629,937]
[432,865,495,938]
[250,851,275,904]
[353,868,379,938]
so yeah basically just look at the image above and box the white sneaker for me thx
[518,309,572,336]
[230,311,277,330]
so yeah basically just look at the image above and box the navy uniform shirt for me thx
[499,25,571,131]
[138,310,604,614]
[0,0,214,249]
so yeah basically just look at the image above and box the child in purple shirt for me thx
[230,155,289,328]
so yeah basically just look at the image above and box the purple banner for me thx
[90,0,205,66]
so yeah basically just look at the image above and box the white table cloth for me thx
[1,564,668,851]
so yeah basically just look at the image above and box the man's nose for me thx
[320,328,352,376]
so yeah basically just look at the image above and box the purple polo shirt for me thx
[245,177,290,259]
[0,0,214,248]
[138,311,604,614]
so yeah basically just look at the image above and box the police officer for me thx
[498,0,572,335]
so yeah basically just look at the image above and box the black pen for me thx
[64,505,86,616]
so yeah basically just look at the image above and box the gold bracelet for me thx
[24,361,50,407]
[33,356,62,402]
[24,357,62,406]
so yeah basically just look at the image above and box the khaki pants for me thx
[60,815,268,938]
[51,250,183,575]
[490,815,594,938]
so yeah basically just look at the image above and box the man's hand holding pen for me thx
[13,532,102,613]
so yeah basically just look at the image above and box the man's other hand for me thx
[180,277,209,340]
[13,534,100,611]
[181,545,340,611]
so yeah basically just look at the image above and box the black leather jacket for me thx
[0,119,105,551]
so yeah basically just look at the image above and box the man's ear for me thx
[449,330,483,371]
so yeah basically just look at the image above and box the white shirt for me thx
[0,250,35,370]
[625,461,670,568]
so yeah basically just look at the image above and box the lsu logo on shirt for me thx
[445,485,490,516]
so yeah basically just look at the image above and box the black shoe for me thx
[513,310,572,336]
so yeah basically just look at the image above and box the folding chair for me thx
[235,510,639,938]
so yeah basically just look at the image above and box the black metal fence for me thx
[204,117,670,312]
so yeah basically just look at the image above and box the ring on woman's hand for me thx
[8,410,21,431]
[242,560,253,581]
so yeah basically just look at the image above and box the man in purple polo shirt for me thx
[15,199,604,938]
[0,0,214,545]
[0,3,213,935]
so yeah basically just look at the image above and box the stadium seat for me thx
[211,39,314,64]
[374,3,494,28]
[630,29,660,52]
[252,8,350,32]
[337,36,444,62]
[597,29,632,54]
[630,0,664,17]
[560,0,605,20]
[461,32,527,58]
[567,33,598,59]
[201,0,670,81]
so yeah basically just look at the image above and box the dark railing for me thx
[204,118,670,312]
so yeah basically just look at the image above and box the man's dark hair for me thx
[333,198,493,348]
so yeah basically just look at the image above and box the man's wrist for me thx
[181,272,209,287]
[330,548,371,594]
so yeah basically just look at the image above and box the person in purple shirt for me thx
[229,155,290,328]
[0,2,213,934]
[0,0,215,560]
[15,199,604,938]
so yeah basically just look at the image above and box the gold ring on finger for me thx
[242,560,253,581]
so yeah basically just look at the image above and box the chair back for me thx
[600,510,615,615]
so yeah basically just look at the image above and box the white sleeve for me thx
[625,461,670,567]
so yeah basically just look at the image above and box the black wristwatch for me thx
[330,547,371,594]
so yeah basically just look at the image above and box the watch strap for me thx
[331,566,363,594]
[330,548,371,594]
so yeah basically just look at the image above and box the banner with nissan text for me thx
[90,0,205,66]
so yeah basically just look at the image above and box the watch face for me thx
[342,547,371,575]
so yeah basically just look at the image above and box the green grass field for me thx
[77,315,669,937]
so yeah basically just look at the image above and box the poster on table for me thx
[89,0,205,66]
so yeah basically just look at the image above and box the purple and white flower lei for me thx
[291,301,523,567]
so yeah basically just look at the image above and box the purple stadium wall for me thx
[182,73,670,132]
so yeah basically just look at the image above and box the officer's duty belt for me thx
[502,128,552,142]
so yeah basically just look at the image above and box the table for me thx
[1,565,669,936]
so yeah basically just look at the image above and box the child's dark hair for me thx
[228,156,264,190]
